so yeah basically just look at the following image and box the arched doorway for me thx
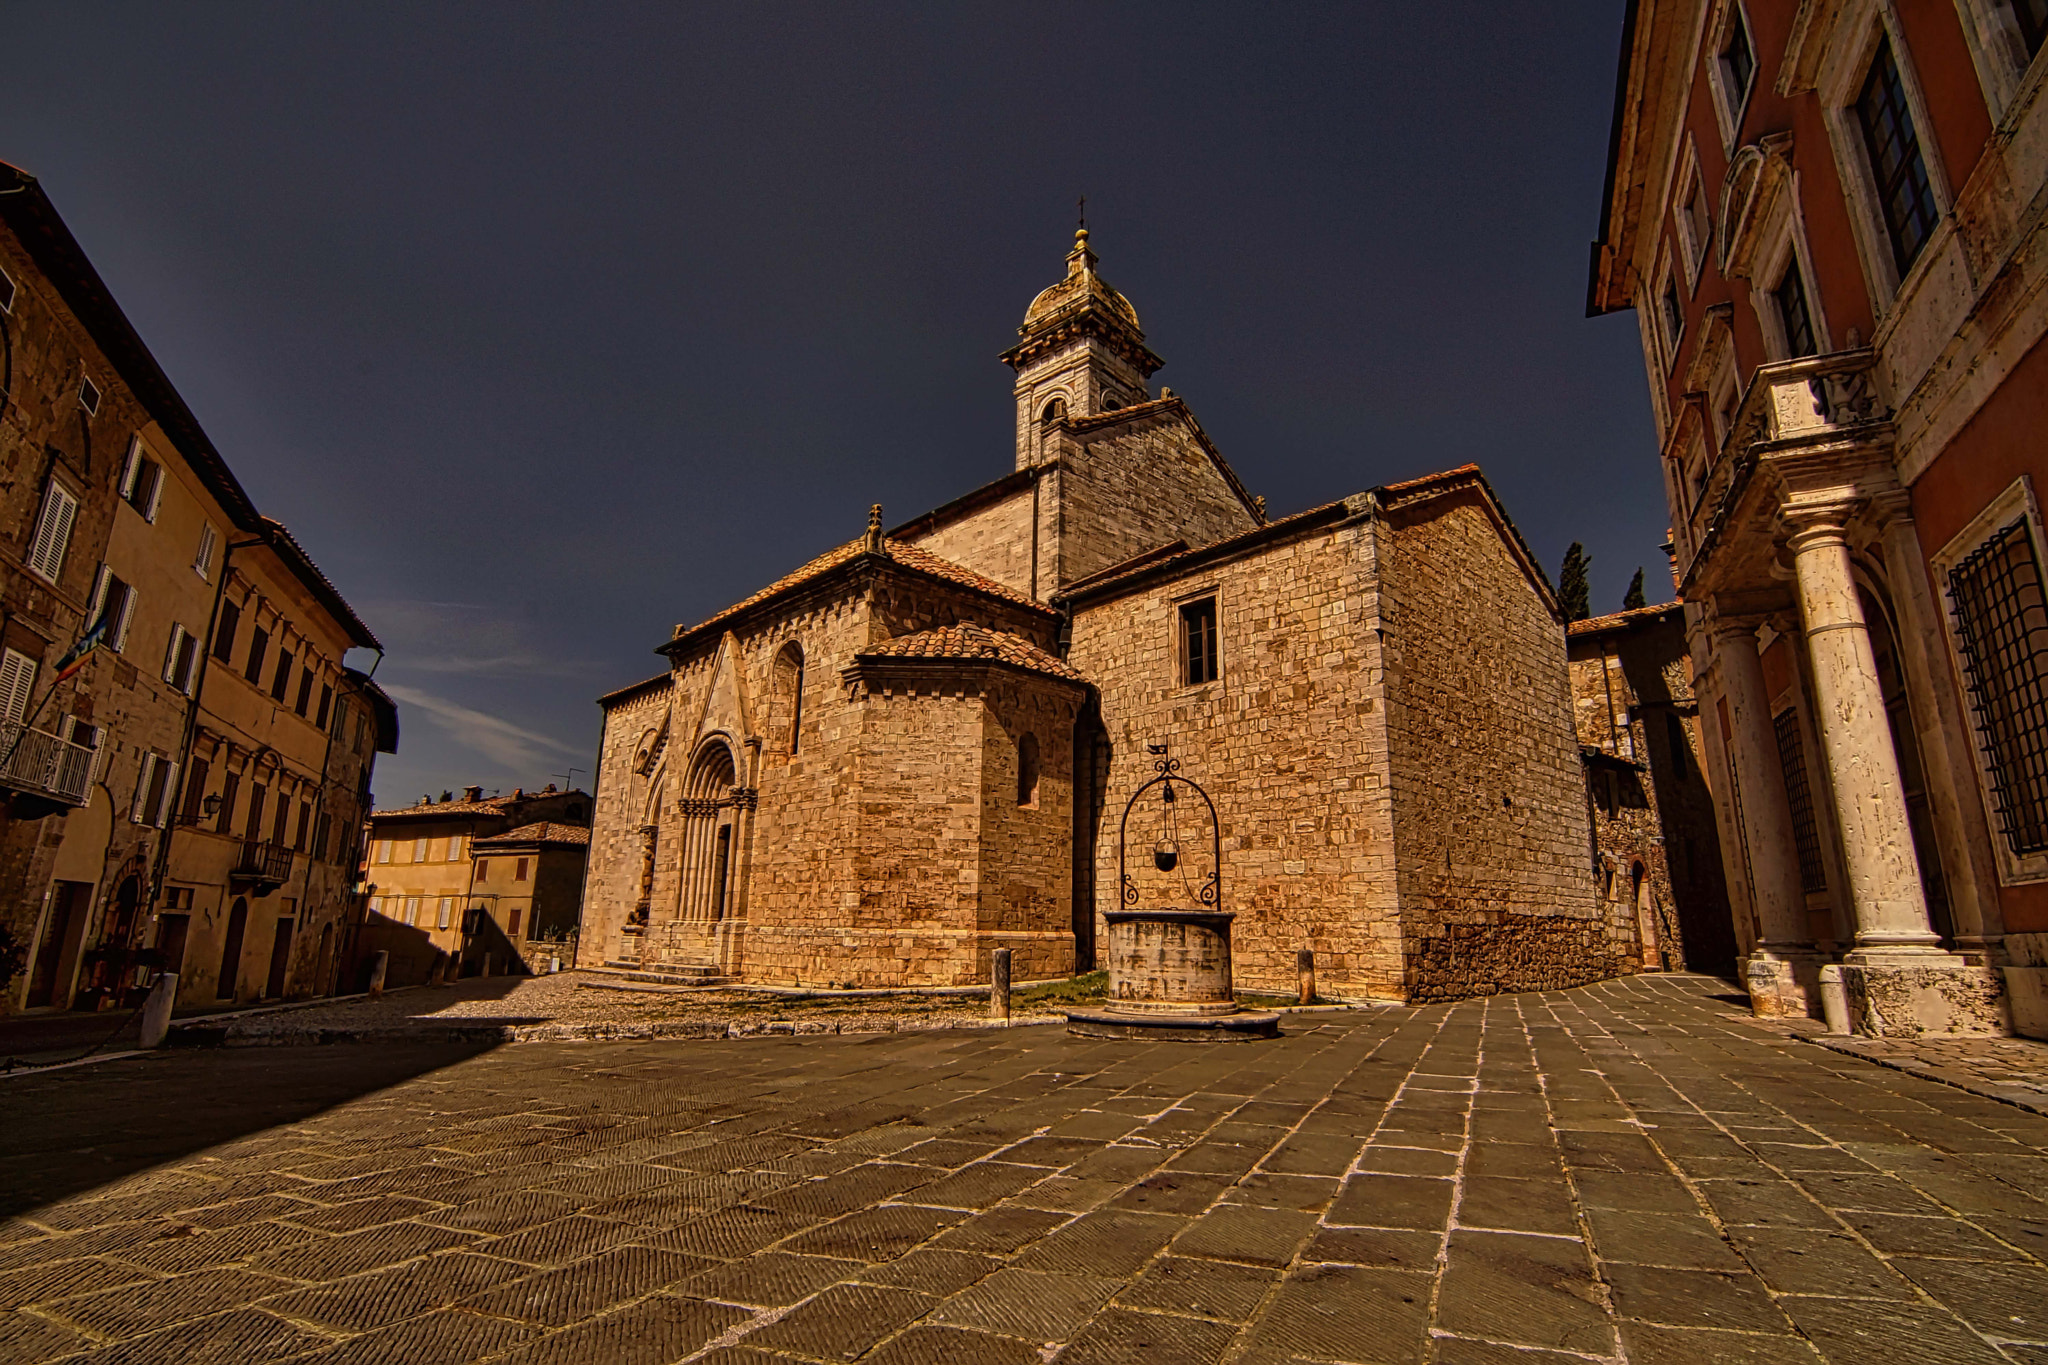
[218,897,249,1000]
[677,740,739,923]
[1860,587,1954,945]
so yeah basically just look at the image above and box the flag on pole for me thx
[53,606,115,683]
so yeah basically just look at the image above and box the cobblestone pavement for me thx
[3,972,2046,1364]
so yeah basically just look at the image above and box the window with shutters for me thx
[295,667,314,717]
[132,753,178,828]
[438,897,453,930]
[0,650,38,728]
[244,626,268,683]
[477,858,490,882]
[245,783,267,841]
[217,771,240,834]
[1179,595,1220,686]
[271,648,293,702]
[271,795,290,846]
[315,684,332,729]
[293,802,311,852]
[516,857,530,882]
[88,568,137,653]
[405,896,420,926]
[376,839,392,864]
[119,442,164,522]
[24,480,80,585]
[1773,258,1818,359]
[194,523,217,581]
[163,625,199,695]
[180,759,210,824]
[414,837,428,862]
[213,600,240,664]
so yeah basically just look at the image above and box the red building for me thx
[1590,0,2048,1036]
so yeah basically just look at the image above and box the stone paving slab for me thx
[1,973,2046,1362]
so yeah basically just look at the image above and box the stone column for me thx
[1872,493,2005,961]
[1711,617,1820,1014]
[1782,502,1944,961]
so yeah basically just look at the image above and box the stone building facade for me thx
[362,784,589,986]
[1590,0,2048,1035]
[1567,603,1737,977]
[0,161,393,1017]
[583,229,1632,1000]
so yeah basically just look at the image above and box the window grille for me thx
[1774,263,1817,358]
[1856,39,1939,275]
[1947,517,2048,856]
[1773,710,1829,894]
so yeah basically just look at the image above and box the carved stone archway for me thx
[675,737,745,925]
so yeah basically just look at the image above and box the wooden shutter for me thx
[113,581,137,652]
[154,761,180,828]
[0,649,38,728]
[118,439,141,499]
[194,523,217,579]
[132,753,160,823]
[26,482,79,583]
[163,625,188,686]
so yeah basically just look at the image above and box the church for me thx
[579,229,1637,1001]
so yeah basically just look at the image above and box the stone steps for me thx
[587,963,729,988]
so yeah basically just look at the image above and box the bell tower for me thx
[1001,226,1164,470]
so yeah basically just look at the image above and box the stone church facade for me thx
[581,230,1629,1000]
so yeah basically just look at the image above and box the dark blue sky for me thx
[3,3,1658,807]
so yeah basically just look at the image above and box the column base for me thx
[1824,960,2011,1038]
[1745,952,1823,1019]
[2003,933,2048,1041]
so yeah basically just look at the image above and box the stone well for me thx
[1067,909,1279,1040]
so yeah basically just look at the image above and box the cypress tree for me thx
[1558,543,1591,623]
[1623,567,1647,611]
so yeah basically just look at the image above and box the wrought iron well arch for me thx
[1118,745,1221,911]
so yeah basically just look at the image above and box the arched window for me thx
[1040,396,1068,424]
[1017,732,1040,808]
[773,643,805,755]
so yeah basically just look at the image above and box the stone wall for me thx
[1378,487,1613,998]
[1056,406,1257,588]
[898,480,1041,598]
[1067,507,1407,999]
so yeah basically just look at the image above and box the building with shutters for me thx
[0,160,395,1016]
[1587,0,2048,1035]
[360,785,591,986]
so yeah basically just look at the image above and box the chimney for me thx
[512,787,523,799]
[439,790,453,803]
[542,782,557,794]
[463,786,483,802]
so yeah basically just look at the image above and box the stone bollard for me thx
[1298,950,1315,1006]
[1818,965,1851,1035]
[138,972,179,1049]
[991,948,1011,1024]
[367,950,389,998]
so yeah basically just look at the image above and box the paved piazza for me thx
[3,975,2046,1364]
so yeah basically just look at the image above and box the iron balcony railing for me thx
[0,722,98,806]
[233,839,296,887]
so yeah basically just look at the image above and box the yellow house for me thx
[363,785,588,983]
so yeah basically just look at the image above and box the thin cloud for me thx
[381,683,586,771]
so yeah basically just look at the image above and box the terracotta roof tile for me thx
[855,624,1088,684]
[473,821,590,848]
[669,535,1051,654]
[1567,602,1682,636]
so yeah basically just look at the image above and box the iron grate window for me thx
[1774,262,1817,358]
[1947,517,2048,856]
[1773,709,1830,894]
[1856,38,1940,277]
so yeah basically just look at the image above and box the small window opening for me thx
[1180,596,1220,686]
[1721,10,1756,114]
[79,377,100,415]
[1040,396,1068,424]
[1017,732,1041,808]
[1774,259,1817,358]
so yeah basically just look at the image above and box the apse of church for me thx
[581,231,1640,1001]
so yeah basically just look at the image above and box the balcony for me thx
[232,840,295,892]
[1678,348,1893,598]
[0,723,98,808]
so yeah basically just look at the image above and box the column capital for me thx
[1780,496,1862,553]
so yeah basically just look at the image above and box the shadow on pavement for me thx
[0,1039,500,1220]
